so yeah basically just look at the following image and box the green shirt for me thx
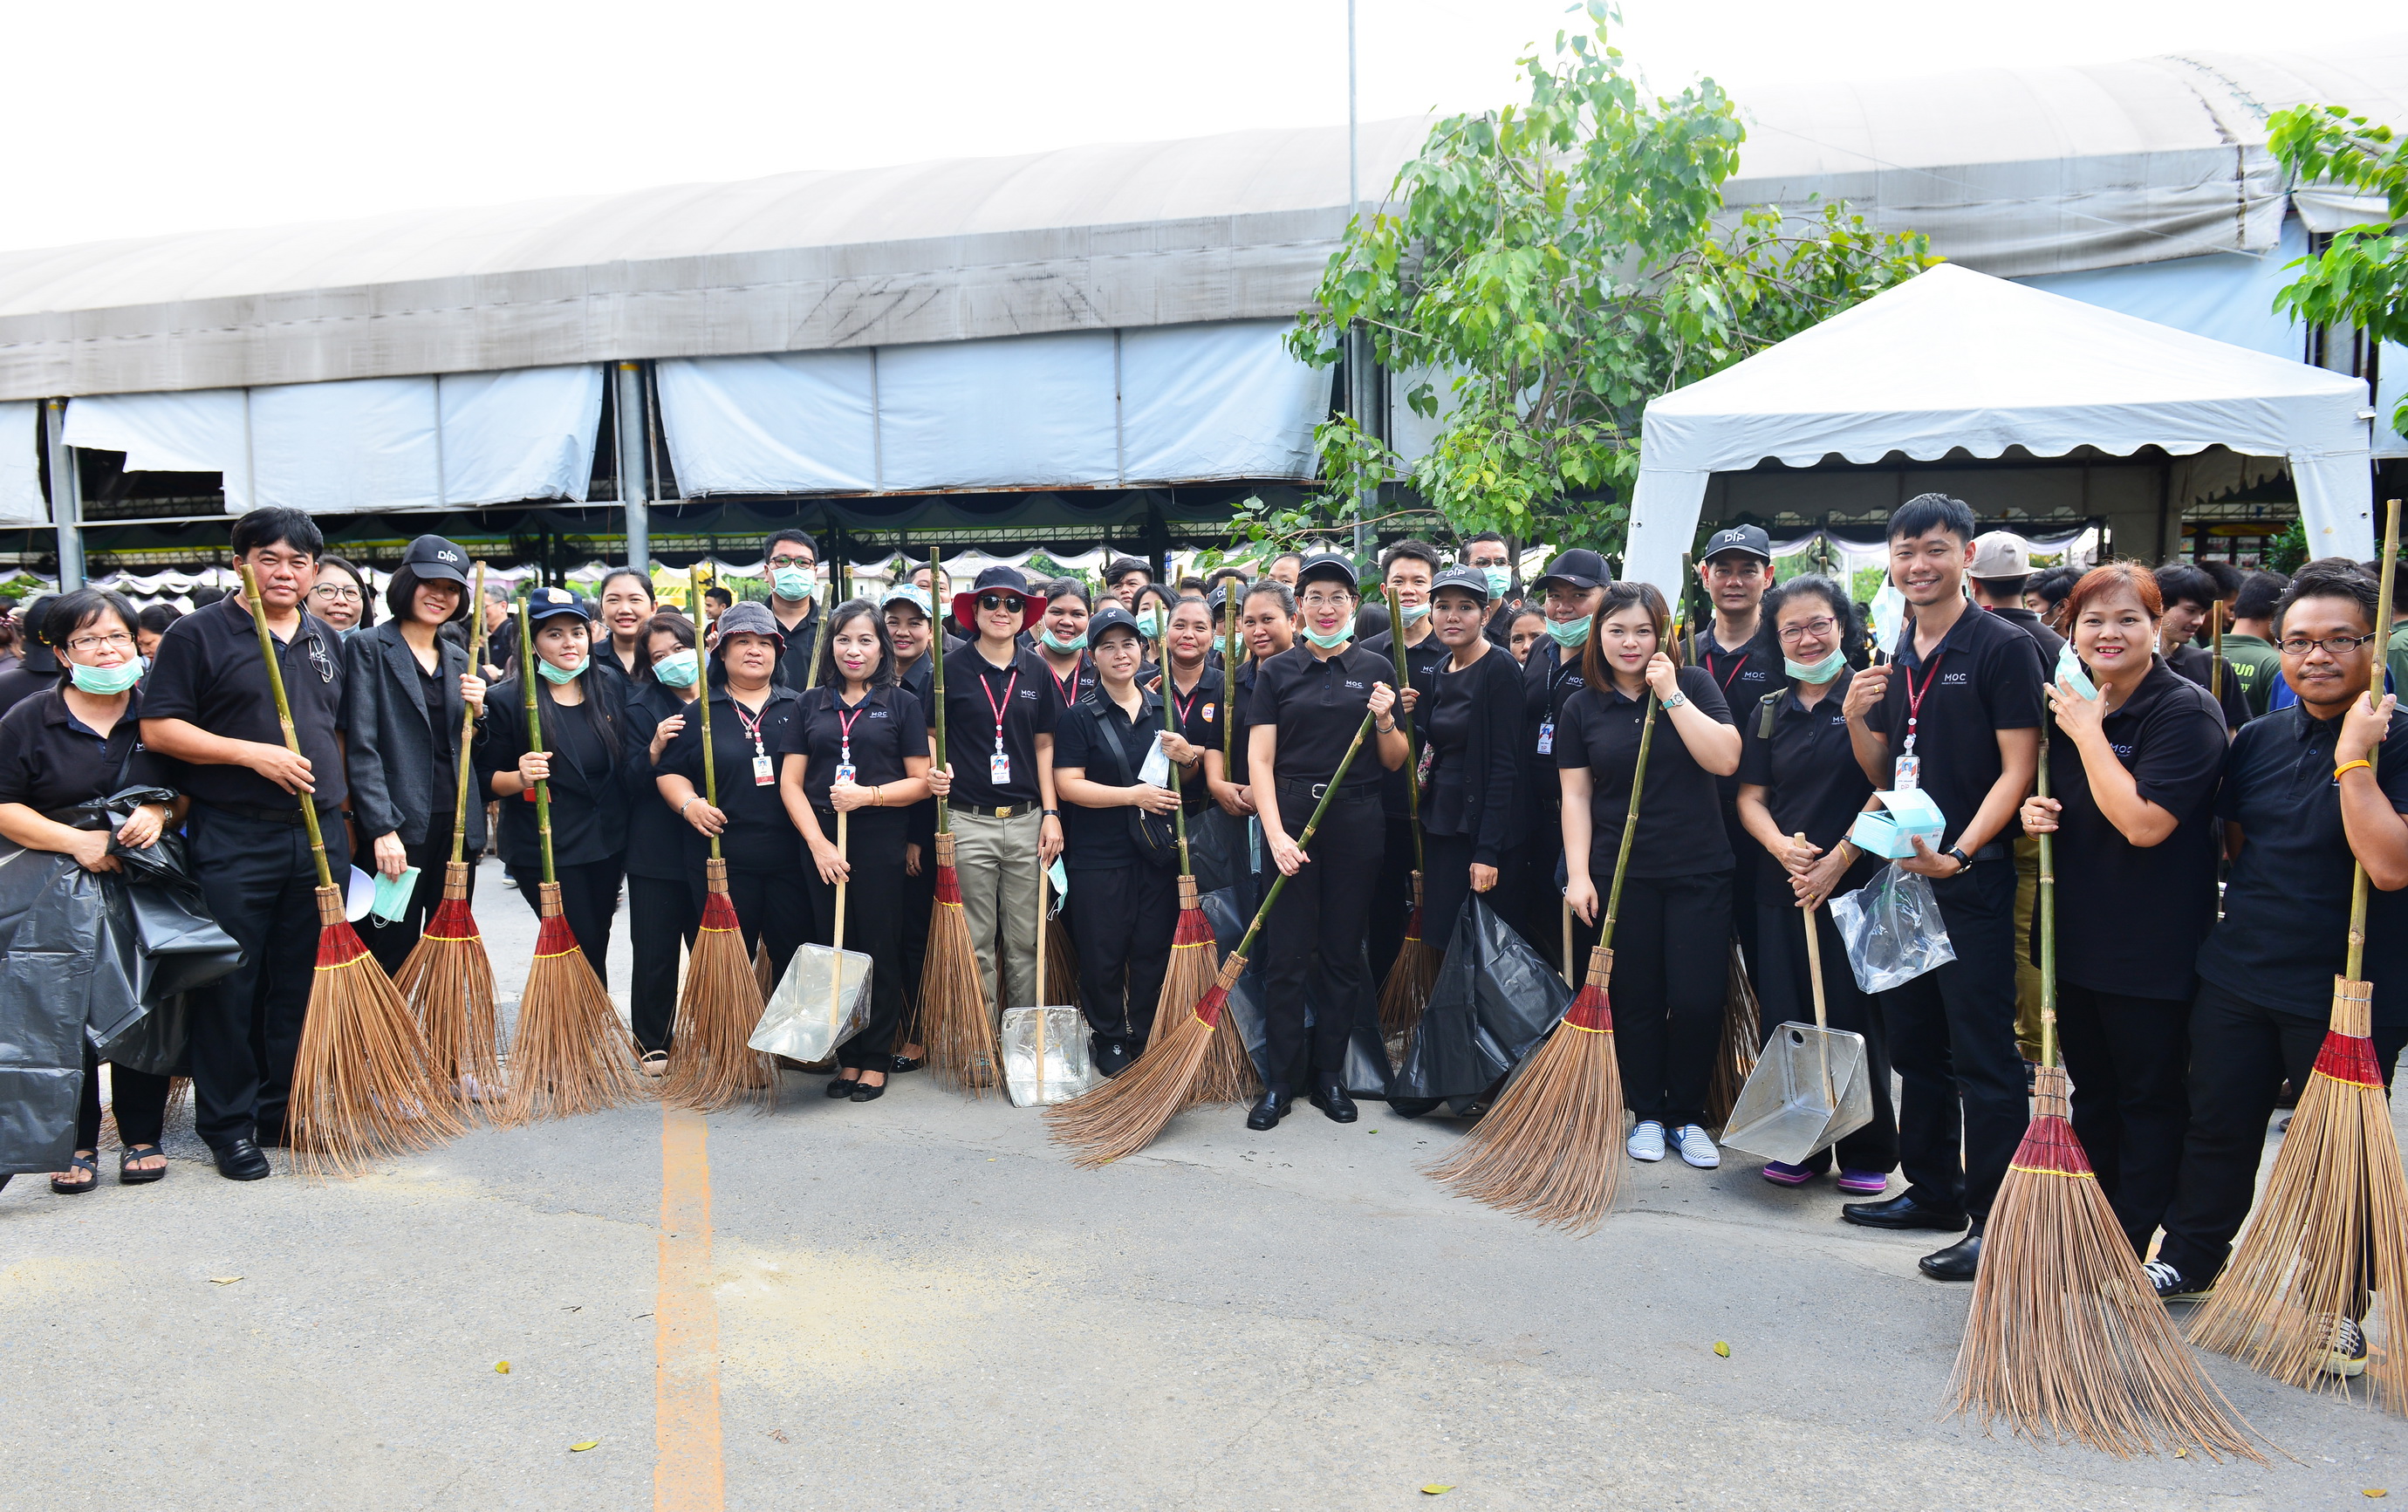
[2220,632,2283,719]
[2391,622,2408,709]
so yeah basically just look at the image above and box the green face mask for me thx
[1399,602,1431,626]
[1041,629,1089,654]
[1483,567,1512,597]
[1301,617,1356,650]
[1545,617,1591,649]
[1134,611,1162,637]
[70,659,143,695]
[651,649,699,688]
[537,655,588,686]
[770,565,813,601]
[1783,647,1847,684]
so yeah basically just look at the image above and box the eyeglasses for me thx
[68,632,135,653]
[309,584,362,602]
[976,593,1023,612]
[766,554,815,570]
[1298,592,1352,611]
[2278,632,2379,658]
[1777,617,1839,644]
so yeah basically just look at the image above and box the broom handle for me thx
[2037,735,2058,1071]
[236,564,337,892]
[1165,671,1192,875]
[519,598,558,886]
[831,809,848,1036]
[931,546,952,839]
[1385,583,1425,872]
[1034,858,1048,1099]
[1798,831,1833,1107]
[1597,692,1660,955]
[447,563,489,865]
[1224,709,1380,963]
[2347,496,2402,981]
[1222,591,1238,768]
[689,572,724,864]
[1561,900,1573,986]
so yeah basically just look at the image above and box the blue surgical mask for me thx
[2056,646,2100,701]
[1302,617,1356,650]
[652,649,699,688]
[70,659,143,695]
[1399,602,1431,626]
[1783,647,1847,684]
[1040,629,1088,654]
[770,565,813,601]
[537,655,588,686]
[1135,611,1163,637]
[1483,567,1512,597]
[1545,617,1591,649]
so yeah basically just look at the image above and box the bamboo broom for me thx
[1425,692,1652,1234]
[663,571,775,1111]
[1950,736,2268,1459]
[918,545,1000,1093]
[2192,497,2408,1411]
[392,563,503,1110]
[1376,582,1440,1044]
[238,564,458,1177]
[1190,581,1259,1098]
[1152,663,1236,1102]
[1050,709,1380,1164]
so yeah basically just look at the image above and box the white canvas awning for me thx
[1619,263,2377,593]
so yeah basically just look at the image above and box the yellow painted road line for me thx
[655,1105,725,1512]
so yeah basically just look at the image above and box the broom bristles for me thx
[1049,955,1243,1164]
[392,863,503,1108]
[663,867,776,1111]
[289,888,463,1178]
[1950,1066,2270,1460]
[2190,976,2408,1411]
[1426,945,1625,1234]
[1160,875,1250,1106]
[1706,936,1762,1130]
[921,837,1001,1095]
[503,884,639,1124]
[1378,872,1440,1050]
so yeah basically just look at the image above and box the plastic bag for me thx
[1199,884,1392,1096]
[1828,862,1956,995]
[1390,897,1572,1105]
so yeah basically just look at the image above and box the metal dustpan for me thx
[1002,863,1093,1106]
[1720,1019,1874,1165]
[749,944,872,1064]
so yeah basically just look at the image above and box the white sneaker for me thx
[1627,1120,1666,1162]
[2317,1314,2370,1379]
[1673,1124,1720,1169]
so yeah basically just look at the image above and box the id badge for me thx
[990,749,1012,784]
[1536,718,1554,756]
[833,762,857,785]
[752,752,775,786]
[1892,754,1920,791]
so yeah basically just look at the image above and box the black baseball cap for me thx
[1086,605,1144,644]
[1531,549,1609,594]
[524,586,592,625]
[1430,564,1494,603]
[1296,551,1358,592]
[401,534,470,586]
[1700,524,1772,564]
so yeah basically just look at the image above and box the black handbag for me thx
[1086,698,1180,870]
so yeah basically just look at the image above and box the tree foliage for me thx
[1268,2,1933,561]
[2269,103,2408,434]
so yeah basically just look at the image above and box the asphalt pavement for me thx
[2,857,2401,1510]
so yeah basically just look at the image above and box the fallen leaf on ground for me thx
[1713,1341,1730,1358]
[2173,1447,2186,1458]
[209,1276,243,1285]
[1420,1487,1454,1496]
[2364,1492,2387,1500]
[495,1361,510,1374]
[570,1440,599,1453]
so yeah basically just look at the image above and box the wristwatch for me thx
[1945,845,1972,874]
[1041,807,1060,818]
[1660,689,1688,710]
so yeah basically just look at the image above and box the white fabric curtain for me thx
[1119,321,1327,481]
[439,366,605,506]
[64,387,253,508]
[0,400,42,524]
[879,331,1119,490]
[656,350,879,496]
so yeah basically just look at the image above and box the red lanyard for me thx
[1169,674,1203,729]
[832,696,869,762]
[1703,647,1748,694]
[1049,658,1084,708]
[979,667,1021,748]
[730,696,767,755]
[1900,652,1946,744]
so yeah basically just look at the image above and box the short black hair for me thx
[1269,551,1305,570]
[188,586,227,609]
[763,529,816,562]
[1887,493,1977,545]
[45,587,140,647]
[2362,555,2408,607]
[2198,560,2245,599]
[1462,531,1508,551]
[1040,577,1091,610]
[138,603,182,634]
[1978,573,2031,599]
[1105,555,1152,585]
[229,507,324,560]
[2151,564,2219,612]
[2233,570,2288,622]
[1378,538,1442,578]
[1761,574,1865,670]
[704,585,735,607]
[2275,558,2379,636]
[387,565,472,624]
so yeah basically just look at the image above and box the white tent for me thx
[1619,263,2377,593]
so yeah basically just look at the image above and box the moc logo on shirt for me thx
[1344,681,1365,690]
[1942,671,1969,686]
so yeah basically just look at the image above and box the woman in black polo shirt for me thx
[0,590,181,1193]
[1054,606,1189,1075]
[2152,560,2408,1353]
[777,600,932,1100]
[622,611,702,1076]
[475,590,629,982]
[655,602,810,989]
[1556,579,1741,1171]
[1205,579,1296,819]
[1734,576,1894,1194]
[1417,566,1521,948]
[1035,579,1098,713]
[1247,555,1410,1129]
[2015,561,2227,1260]
[592,569,658,684]
[1155,595,1223,820]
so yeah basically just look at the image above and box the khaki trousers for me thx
[950,807,1043,1023]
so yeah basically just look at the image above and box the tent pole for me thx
[615,362,651,573]
[44,399,83,592]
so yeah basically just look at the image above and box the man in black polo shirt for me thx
[2154,564,2250,730]
[1503,549,1609,962]
[141,509,350,1182]
[1969,530,2063,1068]
[1360,538,1447,984]
[1686,525,1782,981]
[1837,494,2042,1280]
[762,529,822,688]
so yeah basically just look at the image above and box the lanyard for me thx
[979,667,1021,750]
[1703,647,1749,694]
[1169,674,1203,729]
[1900,651,1946,750]
[832,696,869,763]
[730,695,768,756]
[1547,647,1582,706]
[1050,658,1084,708]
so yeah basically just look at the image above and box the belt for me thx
[1277,778,1377,804]
[196,798,337,827]
[948,799,1038,819]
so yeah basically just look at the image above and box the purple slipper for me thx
[1761,1160,1816,1187]
[1836,1168,1890,1195]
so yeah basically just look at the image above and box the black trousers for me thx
[2056,982,2191,1255]
[1064,859,1180,1046]
[75,1040,172,1151]
[509,855,625,988]
[694,859,811,991]
[1721,804,1761,987]
[1755,899,1898,1173]
[1263,788,1383,1088]
[2158,980,2408,1290]
[1422,830,1476,955]
[363,824,469,975]
[187,803,350,1150]
[626,872,699,1053]
[895,838,937,1048]
[1608,872,1731,1127]
[802,808,910,1070]
[1496,829,1559,965]
[1368,814,1418,987]
[1876,858,2023,1224]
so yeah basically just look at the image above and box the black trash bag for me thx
[1186,806,1242,900]
[49,788,242,1040]
[1200,884,1393,1098]
[1391,896,1574,1110]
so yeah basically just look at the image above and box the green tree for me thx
[2269,103,2408,434]
[1276,3,1933,561]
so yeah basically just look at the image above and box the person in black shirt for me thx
[1205,578,1296,817]
[2153,563,2251,731]
[1034,579,1099,717]
[142,509,350,1180]
[1503,603,1546,665]
[1557,580,1741,1170]
[592,568,659,686]
[1415,566,1520,948]
[1970,530,2064,1069]
[1153,594,1225,818]
[1502,550,1610,966]
[1362,539,1445,987]
[883,585,943,1071]
[1734,576,1896,1194]
[655,601,810,985]
[0,590,181,1193]
[1835,494,2043,1282]
[1247,553,1410,1129]
[2152,561,2408,1344]
[762,529,824,689]
[2015,563,2227,1259]
[475,590,630,984]
[1687,526,1782,988]
[1054,606,1194,1075]
[345,535,488,974]
[776,599,933,1100]
[624,611,703,1075]
[0,594,61,717]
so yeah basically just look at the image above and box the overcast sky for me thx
[1,0,2364,252]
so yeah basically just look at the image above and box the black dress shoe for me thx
[1919,1231,1983,1281]
[890,1053,927,1074]
[1091,1037,1136,1079]
[849,1079,886,1103]
[1246,1087,1291,1131]
[1310,1077,1358,1124]
[826,1076,860,1098]
[1841,1192,1969,1232]
[213,1139,271,1181]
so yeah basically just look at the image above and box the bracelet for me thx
[1042,807,1060,818]
[2336,758,2374,781]
[1377,720,1397,734]
[679,795,699,815]
[870,784,883,806]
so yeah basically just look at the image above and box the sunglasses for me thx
[976,592,1025,612]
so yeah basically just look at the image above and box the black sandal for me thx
[51,1153,99,1194]
[890,1052,927,1074]
[825,1076,860,1098]
[120,1145,168,1185]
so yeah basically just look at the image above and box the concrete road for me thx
[2,858,2400,1510]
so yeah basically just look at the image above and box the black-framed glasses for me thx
[309,584,363,602]
[2278,632,2379,658]
[766,554,815,570]
[1776,617,1839,644]
[67,631,136,653]
[976,592,1023,612]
